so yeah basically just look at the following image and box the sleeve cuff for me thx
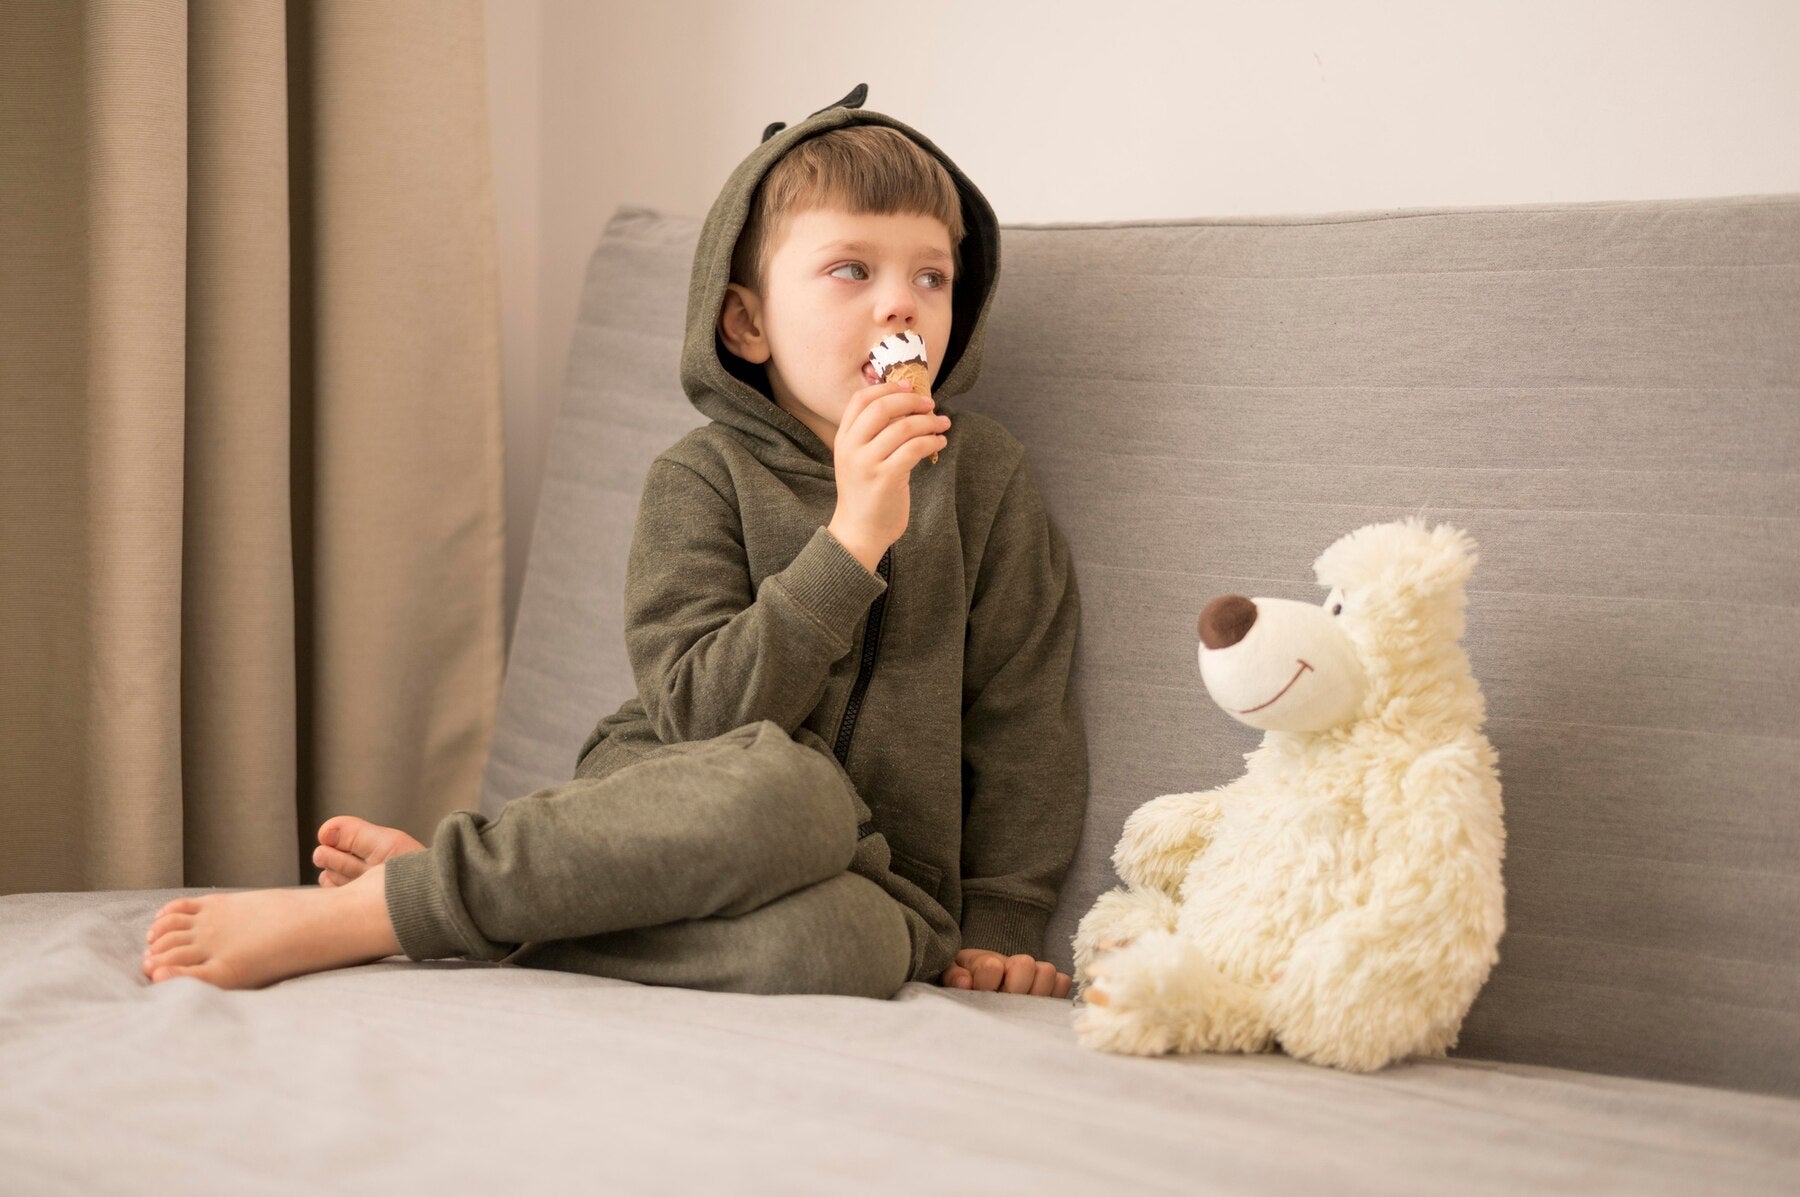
[770,526,888,645]
[959,894,1053,960]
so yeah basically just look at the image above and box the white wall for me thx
[484,0,1800,651]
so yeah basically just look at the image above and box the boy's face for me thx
[719,207,955,451]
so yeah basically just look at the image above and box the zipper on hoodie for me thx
[834,545,892,838]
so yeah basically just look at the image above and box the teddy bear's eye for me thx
[1332,603,1343,616]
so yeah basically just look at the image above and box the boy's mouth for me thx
[861,361,880,386]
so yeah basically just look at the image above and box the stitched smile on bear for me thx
[1197,595,1367,734]
[1235,659,1314,714]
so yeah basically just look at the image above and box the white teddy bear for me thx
[1071,518,1506,1072]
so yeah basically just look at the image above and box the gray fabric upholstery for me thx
[8,195,1799,1191]
[4,888,1798,1194]
[486,197,1800,1098]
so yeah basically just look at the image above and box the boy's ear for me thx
[718,283,771,364]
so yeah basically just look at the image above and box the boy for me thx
[141,86,1087,1001]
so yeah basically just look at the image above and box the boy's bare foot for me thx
[141,864,403,989]
[314,815,426,887]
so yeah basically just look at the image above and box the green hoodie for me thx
[575,86,1087,982]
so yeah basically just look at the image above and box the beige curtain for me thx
[0,0,505,894]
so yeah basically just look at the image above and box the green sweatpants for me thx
[380,720,951,999]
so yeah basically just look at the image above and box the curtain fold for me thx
[0,0,505,894]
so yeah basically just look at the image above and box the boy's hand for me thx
[940,948,1072,998]
[826,378,950,573]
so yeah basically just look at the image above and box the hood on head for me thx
[678,84,1002,474]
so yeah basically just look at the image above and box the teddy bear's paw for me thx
[1074,934,1278,1058]
[1071,951,1182,1056]
[1073,978,1177,1056]
[1071,939,1133,999]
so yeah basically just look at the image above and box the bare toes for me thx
[152,898,201,923]
[149,929,195,956]
[319,815,385,857]
[318,815,358,849]
[147,945,210,983]
[321,815,425,867]
[312,844,363,880]
[146,912,195,944]
[151,944,207,970]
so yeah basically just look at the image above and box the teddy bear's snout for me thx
[1198,594,1258,650]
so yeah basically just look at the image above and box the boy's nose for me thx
[877,286,916,325]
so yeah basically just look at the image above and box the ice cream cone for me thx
[869,335,939,464]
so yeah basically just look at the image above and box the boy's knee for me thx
[513,874,914,999]
[738,722,868,828]
[738,875,911,998]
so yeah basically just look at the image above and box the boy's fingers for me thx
[995,954,1057,995]
[850,399,926,455]
[951,949,1018,992]
[912,434,948,468]
[871,415,949,468]
[898,425,949,471]
[846,378,910,417]
[846,385,929,449]
[1003,955,1039,994]
[841,382,885,428]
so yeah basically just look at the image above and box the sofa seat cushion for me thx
[5,889,1796,1193]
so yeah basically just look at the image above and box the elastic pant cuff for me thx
[383,847,471,962]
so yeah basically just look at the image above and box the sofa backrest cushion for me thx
[487,197,1800,1098]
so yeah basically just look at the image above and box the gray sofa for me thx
[4,195,1797,1193]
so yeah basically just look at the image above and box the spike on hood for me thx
[677,89,1002,477]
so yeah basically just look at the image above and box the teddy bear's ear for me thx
[1313,517,1478,600]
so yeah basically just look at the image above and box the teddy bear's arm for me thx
[1112,785,1231,897]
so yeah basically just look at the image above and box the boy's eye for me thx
[827,262,950,289]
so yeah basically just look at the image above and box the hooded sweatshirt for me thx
[574,86,1087,983]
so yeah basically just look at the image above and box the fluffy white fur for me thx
[1071,518,1506,1072]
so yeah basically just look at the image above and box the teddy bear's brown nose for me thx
[1198,594,1258,650]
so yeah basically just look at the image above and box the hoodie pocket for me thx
[886,846,943,907]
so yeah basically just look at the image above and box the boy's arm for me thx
[959,455,1088,960]
[625,457,887,744]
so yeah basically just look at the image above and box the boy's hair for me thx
[730,125,966,295]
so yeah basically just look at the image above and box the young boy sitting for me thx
[141,87,1088,1001]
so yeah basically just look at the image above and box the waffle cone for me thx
[884,360,930,394]
[882,361,939,464]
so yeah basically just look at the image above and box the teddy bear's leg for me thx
[1073,930,1274,1058]
[1269,992,1425,1073]
[1264,917,1478,1073]
[1071,885,1180,1000]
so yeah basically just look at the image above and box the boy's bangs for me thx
[733,126,966,291]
